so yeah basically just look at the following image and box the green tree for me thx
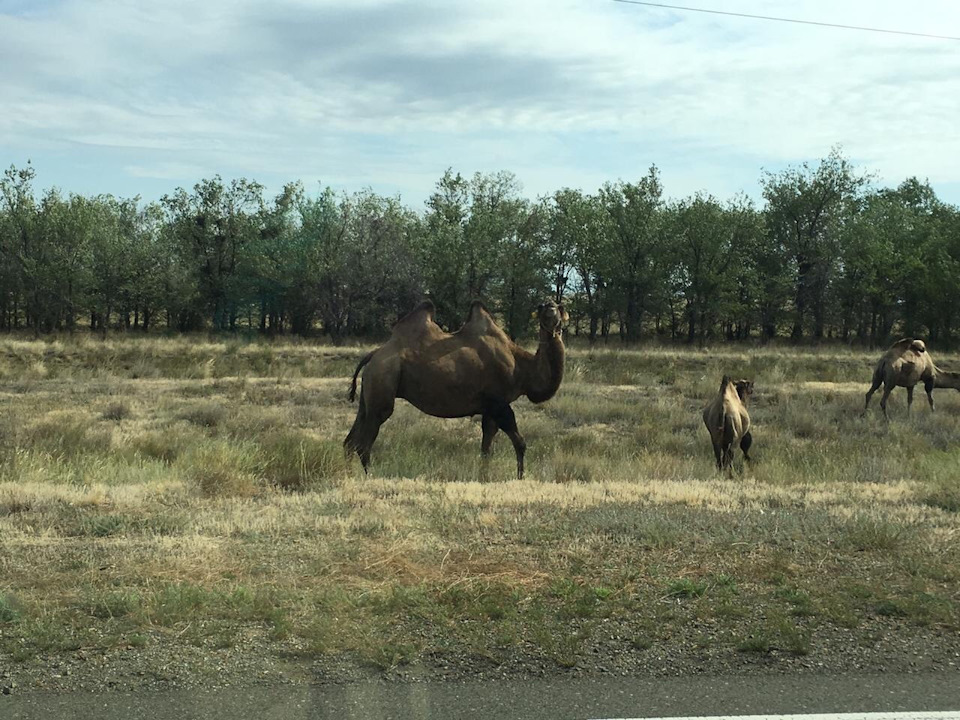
[0,164,37,331]
[669,194,758,344]
[421,170,530,329]
[762,147,868,339]
[496,203,548,339]
[161,177,265,331]
[599,166,664,341]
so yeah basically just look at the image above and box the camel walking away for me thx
[703,376,753,472]
[345,299,568,478]
[864,338,960,418]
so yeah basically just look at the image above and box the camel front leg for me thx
[740,431,753,463]
[480,414,499,456]
[489,401,526,479]
[924,377,935,412]
[906,385,914,415]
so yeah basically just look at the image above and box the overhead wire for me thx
[611,0,960,42]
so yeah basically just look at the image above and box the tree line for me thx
[2,148,959,344]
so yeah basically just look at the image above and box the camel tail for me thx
[348,351,375,402]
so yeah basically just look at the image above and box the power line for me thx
[611,0,960,41]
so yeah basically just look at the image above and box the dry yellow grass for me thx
[1,335,959,671]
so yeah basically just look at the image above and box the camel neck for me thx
[522,328,565,404]
[934,369,960,389]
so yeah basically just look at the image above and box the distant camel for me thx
[345,299,568,478]
[864,338,960,418]
[703,376,753,472]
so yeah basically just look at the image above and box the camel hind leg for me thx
[879,383,894,421]
[718,413,735,473]
[721,445,735,475]
[924,377,935,412]
[344,389,394,472]
[864,369,884,414]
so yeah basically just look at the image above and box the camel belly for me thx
[892,360,924,386]
[397,380,493,418]
[396,364,517,419]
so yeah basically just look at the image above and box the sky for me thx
[2,0,959,208]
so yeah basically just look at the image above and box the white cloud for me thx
[1,0,958,203]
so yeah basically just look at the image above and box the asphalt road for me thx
[3,672,960,720]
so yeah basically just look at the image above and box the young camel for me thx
[345,299,568,478]
[864,338,960,419]
[702,376,754,472]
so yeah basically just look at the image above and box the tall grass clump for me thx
[919,480,960,513]
[841,514,916,552]
[182,440,260,497]
[24,412,113,457]
[179,402,227,428]
[0,593,20,623]
[132,427,194,464]
[100,400,133,422]
[258,431,349,491]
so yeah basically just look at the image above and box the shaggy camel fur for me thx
[864,338,960,418]
[703,376,754,472]
[345,299,568,478]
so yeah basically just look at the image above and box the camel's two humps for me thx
[344,299,568,478]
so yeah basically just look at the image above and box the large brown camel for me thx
[344,299,568,478]
[864,338,960,418]
[702,376,753,472]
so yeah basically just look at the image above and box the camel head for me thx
[734,379,754,402]
[910,339,927,354]
[535,300,568,336]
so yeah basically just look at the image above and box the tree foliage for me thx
[2,151,959,345]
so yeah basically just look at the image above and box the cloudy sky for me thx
[2,0,959,207]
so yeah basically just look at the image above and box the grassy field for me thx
[1,335,959,681]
